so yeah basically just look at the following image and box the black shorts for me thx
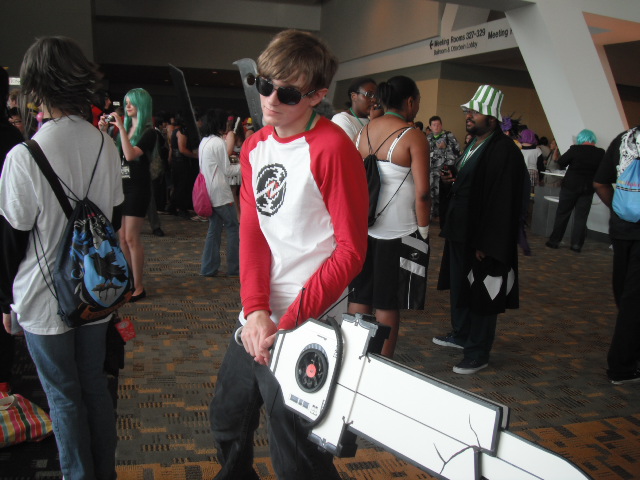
[349,235,401,310]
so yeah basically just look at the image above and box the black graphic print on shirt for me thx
[256,163,287,216]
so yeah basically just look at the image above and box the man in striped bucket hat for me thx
[461,84,504,121]
[434,85,527,374]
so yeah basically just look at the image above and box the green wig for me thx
[576,129,597,145]
[121,88,153,146]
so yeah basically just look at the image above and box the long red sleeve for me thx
[239,118,369,329]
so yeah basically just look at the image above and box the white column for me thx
[506,0,627,152]
[506,0,635,235]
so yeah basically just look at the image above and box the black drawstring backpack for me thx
[363,126,412,227]
[25,136,133,328]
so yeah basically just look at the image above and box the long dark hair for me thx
[200,109,227,138]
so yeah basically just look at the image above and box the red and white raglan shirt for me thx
[239,116,369,330]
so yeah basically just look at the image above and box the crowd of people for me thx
[0,30,638,480]
[0,35,251,480]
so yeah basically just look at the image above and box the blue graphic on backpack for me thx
[25,137,133,328]
[612,157,640,223]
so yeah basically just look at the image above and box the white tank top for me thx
[357,127,417,239]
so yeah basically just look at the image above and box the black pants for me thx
[438,180,452,229]
[449,241,497,363]
[171,157,198,212]
[0,326,14,384]
[151,175,166,212]
[607,238,640,378]
[209,334,341,480]
[549,186,593,248]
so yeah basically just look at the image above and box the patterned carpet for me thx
[1,211,639,480]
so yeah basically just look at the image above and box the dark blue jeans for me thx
[607,238,640,379]
[210,334,341,480]
[201,204,239,276]
[24,322,117,480]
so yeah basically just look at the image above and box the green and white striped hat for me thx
[461,85,504,121]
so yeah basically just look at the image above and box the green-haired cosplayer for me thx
[99,87,157,302]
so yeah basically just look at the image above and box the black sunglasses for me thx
[255,76,316,105]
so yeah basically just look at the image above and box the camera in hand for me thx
[104,114,115,123]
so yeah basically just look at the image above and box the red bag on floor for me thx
[0,394,53,448]
[115,315,137,342]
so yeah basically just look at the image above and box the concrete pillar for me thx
[506,0,627,152]
[506,0,630,235]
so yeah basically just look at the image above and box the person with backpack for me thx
[348,76,431,358]
[0,36,122,480]
[100,88,157,301]
[594,126,640,385]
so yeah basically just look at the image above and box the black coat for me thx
[439,131,526,314]
[558,144,605,193]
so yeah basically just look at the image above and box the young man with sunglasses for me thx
[209,29,369,480]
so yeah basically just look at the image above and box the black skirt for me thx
[122,177,151,218]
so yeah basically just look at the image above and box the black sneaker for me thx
[570,245,581,253]
[432,333,463,349]
[152,228,165,237]
[545,241,559,249]
[609,370,640,385]
[453,358,488,375]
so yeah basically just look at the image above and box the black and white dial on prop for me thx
[296,343,329,393]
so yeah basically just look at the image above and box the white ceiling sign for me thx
[336,18,517,81]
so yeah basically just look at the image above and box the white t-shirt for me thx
[331,111,368,142]
[0,116,124,334]
[198,135,240,207]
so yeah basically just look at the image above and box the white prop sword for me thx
[268,313,592,480]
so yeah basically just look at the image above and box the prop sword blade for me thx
[168,64,201,150]
[233,58,263,131]
[270,314,592,480]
